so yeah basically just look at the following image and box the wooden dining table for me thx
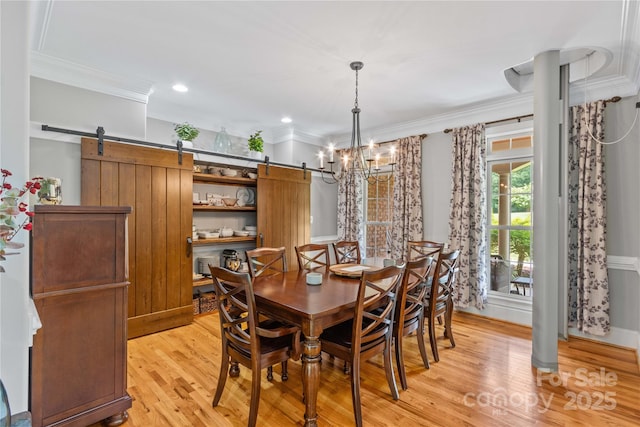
[252,268,371,427]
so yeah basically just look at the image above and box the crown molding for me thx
[270,125,325,146]
[30,51,153,104]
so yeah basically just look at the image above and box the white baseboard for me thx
[460,296,638,352]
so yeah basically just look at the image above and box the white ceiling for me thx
[29,1,640,144]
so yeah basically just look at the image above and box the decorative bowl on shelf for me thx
[219,227,234,238]
[244,225,257,231]
[221,168,237,177]
[248,172,257,179]
[234,230,250,237]
[222,197,238,206]
[197,231,220,239]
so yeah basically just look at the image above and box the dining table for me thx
[252,265,382,426]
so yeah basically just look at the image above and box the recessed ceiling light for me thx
[281,116,292,124]
[172,83,188,93]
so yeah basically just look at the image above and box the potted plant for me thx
[248,130,264,159]
[174,122,200,147]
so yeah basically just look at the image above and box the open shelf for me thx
[192,236,256,246]
[193,205,256,212]
[193,173,256,186]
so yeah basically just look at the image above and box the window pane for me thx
[512,136,532,149]
[492,139,510,152]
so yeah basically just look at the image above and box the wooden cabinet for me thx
[31,206,132,427]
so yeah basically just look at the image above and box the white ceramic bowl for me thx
[234,230,250,237]
[248,172,258,179]
[306,272,322,285]
[244,225,257,231]
[222,168,237,177]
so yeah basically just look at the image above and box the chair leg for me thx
[248,363,262,427]
[428,316,440,363]
[213,354,230,407]
[267,366,273,381]
[384,342,400,400]
[281,361,289,381]
[394,333,408,391]
[416,315,430,369]
[445,303,456,348]
[350,358,363,427]
[343,360,350,374]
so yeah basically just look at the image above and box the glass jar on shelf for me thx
[213,127,233,154]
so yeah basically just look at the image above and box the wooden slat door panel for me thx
[256,165,310,271]
[81,138,193,338]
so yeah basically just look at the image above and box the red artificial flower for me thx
[2,182,11,190]
[19,202,28,212]
[1,169,11,177]
[25,211,35,217]
[23,223,33,231]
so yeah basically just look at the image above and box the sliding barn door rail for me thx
[41,124,318,179]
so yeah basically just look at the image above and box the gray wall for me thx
[421,131,453,242]
[603,96,640,332]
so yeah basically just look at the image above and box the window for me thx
[364,174,394,258]
[487,127,534,297]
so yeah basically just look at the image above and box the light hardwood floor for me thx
[107,311,640,426]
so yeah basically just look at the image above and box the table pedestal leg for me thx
[302,335,321,427]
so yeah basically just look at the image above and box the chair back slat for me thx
[295,243,330,271]
[353,265,405,351]
[333,241,362,264]
[407,240,444,262]
[246,247,287,278]
[428,250,460,314]
[209,266,258,355]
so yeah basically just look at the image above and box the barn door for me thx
[256,164,310,271]
[81,138,193,337]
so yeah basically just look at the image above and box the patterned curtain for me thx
[568,101,609,336]
[448,124,488,309]
[337,167,364,245]
[390,135,424,261]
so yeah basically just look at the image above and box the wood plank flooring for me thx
[104,311,640,426]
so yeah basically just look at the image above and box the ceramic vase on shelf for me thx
[249,150,263,160]
[213,127,232,154]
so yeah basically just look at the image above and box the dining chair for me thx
[245,246,287,278]
[393,256,434,390]
[332,240,361,264]
[321,264,406,427]
[407,240,444,262]
[209,266,301,427]
[425,250,460,362]
[295,243,331,271]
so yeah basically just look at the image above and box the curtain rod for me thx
[40,124,327,174]
[442,96,622,134]
[376,133,427,145]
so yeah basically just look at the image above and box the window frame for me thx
[486,123,534,298]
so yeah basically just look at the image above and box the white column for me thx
[0,0,32,413]
[531,50,560,371]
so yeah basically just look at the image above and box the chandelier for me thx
[319,61,396,184]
